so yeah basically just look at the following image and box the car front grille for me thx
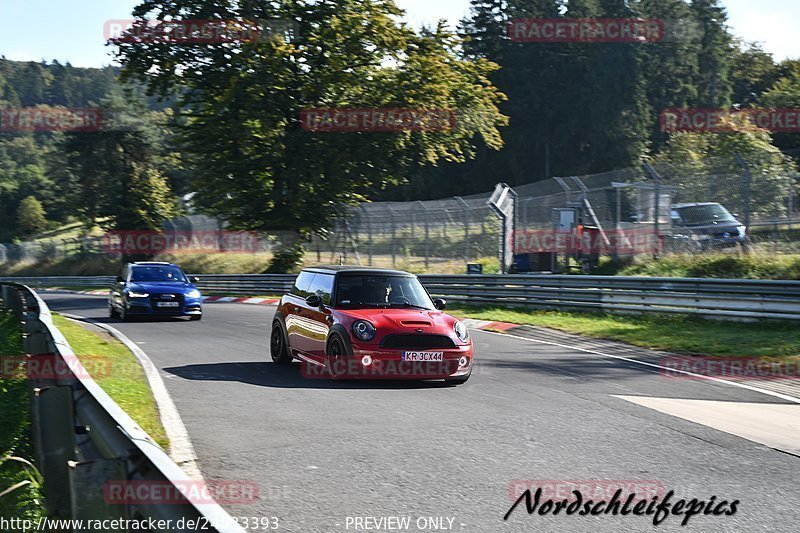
[150,293,184,312]
[380,334,456,350]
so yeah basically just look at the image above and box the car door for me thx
[284,271,315,358]
[301,273,335,363]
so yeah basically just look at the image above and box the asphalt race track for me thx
[42,292,800,533]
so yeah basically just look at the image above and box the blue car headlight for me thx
[127,291,149,298]
[186,289,201,299]
[352,320,376,342]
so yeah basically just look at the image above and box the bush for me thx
[617,254,800,280]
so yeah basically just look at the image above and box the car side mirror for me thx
[306,294,322,307]
[433,298,447,310]
[191,276,200,284]
[115,276,124,283]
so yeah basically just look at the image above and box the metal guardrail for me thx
[3,274,800,321]
[419,275,800,321]
[0,282,244,532]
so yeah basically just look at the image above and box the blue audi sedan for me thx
[108,262,203,321]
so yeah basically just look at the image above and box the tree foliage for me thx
[115,0,507,249]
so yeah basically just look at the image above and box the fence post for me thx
[643,163,662,259]
[455,197,470,261]
[419,202,430,269]
[362,206,373,266]
[734,152,752,231]
[388,206,397,267]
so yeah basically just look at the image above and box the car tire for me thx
[108,302,119,319]
[270,320,292,365]
[119,305,130,322]
[190,315,202,321]
[444,368,472,385]
[326,335,348,380]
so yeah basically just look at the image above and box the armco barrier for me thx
[2,274,799,320]
[0,282,245,532]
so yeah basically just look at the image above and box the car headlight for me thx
[454,321,469,343]
[186,289,201,299]
[738,226,747,236]
[127,291,149,298]
[352,320,376,342]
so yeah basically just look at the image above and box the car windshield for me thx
[131,266,187,283]
[336,274,434,309]
[677,205,737,227]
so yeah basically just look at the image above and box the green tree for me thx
[690,0,733,107]
[653,118,795,220]
[61,97,179,232]
[16,196,48,236]
[115,0,507,270]
[761,60,800,156]
[730,41,778,106]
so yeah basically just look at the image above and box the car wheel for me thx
[327,336,348,379]
[270,321,293,364]
[119,305,130,322]
[444,368,472,385]
[190,315,202,321]
[108,302,119,319]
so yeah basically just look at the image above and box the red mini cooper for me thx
[270,266,473,384]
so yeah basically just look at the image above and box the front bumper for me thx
[125,296,203,317]
[342,344,473,380]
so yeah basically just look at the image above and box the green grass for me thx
[0,255,121,277]
[51,315,168,449]
[0,307,45,522]
[450,305,800,359]
[603,253,800,280]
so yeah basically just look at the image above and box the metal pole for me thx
[643,163,662,259]
[421,202,430,269]
[388,206,397,267]
[455,197,470,261]
[363,206,373,266]
[734,152,752,231]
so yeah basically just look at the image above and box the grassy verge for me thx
[0,307,45,522]
[51,315,168,449]
[599,253,800,280]
[450,305,800,359]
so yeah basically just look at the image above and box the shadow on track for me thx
[162,362,459,390]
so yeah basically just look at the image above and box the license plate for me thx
[402,351,444,362]
[156,302,180,308]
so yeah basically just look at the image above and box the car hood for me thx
[337,308,456,333]
[128,282,195,294]
[682,222,743,234]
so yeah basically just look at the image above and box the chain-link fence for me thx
[2,151,798,273]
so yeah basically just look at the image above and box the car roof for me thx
[130,262,179,267]
[303,265,414,276]
[672,202,722,209]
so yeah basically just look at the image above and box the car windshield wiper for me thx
[389,302,431,310]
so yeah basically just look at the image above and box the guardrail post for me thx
[33,386,77,517]
[1,284,23,319]
[69,458,129,526]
